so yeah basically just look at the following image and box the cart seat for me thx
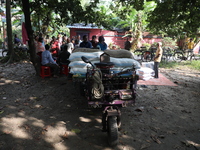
[94,62,115,68]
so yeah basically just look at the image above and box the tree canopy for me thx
[9,0,199,37]
[147,0,200,37]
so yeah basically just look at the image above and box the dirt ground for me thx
[0,61,200,150]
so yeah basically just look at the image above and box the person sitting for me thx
[97,36,107,51]
[80,35,92,48]
[57,45,71,66]
[41,44,60,78]
[57,45,71,74]
[14,34,21,46]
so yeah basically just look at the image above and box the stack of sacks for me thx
[141,62,154,70]
[137,67,155,81]
[110,57,141,73]
[69,49,141,76]
[68,51,103,74]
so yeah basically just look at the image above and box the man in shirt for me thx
[41,44,60,77]
[14,34,21,45]
[188,38,194,50]
[124,38,131,51]
[154,42,163,78]
[80,35,92,48]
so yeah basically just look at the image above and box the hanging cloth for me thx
[22,22,29,44]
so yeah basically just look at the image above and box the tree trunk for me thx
[6,0,14,63]
[22,0,40,76]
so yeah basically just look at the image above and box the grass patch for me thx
[160,61,179,69]
[160,60,200,71]
[184,60,200,70]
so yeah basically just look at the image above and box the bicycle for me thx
[133,47,146,61]
[173,49,198,62]
[161,47,175,62]
[1,48,8,57]
[141,47,156,62]
[1,44,29,60]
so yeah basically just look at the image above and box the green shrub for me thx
[162,37,177,49]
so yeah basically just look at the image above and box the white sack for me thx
[137,67,154,75]
[69,60,99,68]
[110,57,141,69]
[70,67,87,74]
[69,51,103,62]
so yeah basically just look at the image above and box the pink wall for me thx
[70,28,162,49]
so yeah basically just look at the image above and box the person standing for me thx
[188,38,194,50]
[90,35,98,48]
[36,37,45,54]
[50,36,59,57]
[66,38,74,53]
[97,36,107,51]
[154,42,163,78]
[80,35,92,48]
[124,38,131,51]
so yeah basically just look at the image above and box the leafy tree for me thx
[111,1,157,51]
[19,0,101,75]
[5,0,14,63]
[147,0,200,37]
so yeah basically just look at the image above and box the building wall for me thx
[69,28,162,49]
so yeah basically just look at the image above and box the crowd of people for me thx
[33,33,110,78]
[26,32,199,79]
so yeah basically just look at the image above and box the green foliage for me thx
[142,43,151,50]
[185,60,200,70]
[147,0,200,37]
[113,1,156,31]
[162,37,177,49]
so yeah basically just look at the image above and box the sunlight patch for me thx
[44,122,67,143]
[0,78,20,85]
[1,117,31,139]
[79,117,92,123]
[28,117,45,128]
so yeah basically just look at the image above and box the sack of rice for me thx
[68,51,103,62]
[137,67,154,75]
[104,49,134,58]
[70,67,87,74]
[69,60,99,68]
[110,57,141,69]
[73,48,101,53]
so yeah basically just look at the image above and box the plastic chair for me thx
[40,66,51,78]
[61,65,69,76]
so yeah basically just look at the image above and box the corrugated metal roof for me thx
[66,23,102,29]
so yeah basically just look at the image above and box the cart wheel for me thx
[107,116,118,146]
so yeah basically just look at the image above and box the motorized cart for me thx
[72,54,139,146]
